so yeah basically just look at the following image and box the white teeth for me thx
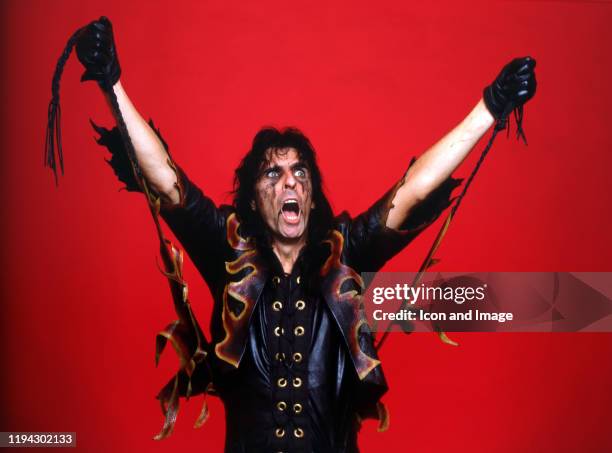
[281,199,300,221]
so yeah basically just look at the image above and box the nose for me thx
[283,170,297,189]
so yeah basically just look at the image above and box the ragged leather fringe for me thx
[46,27,212,440]
[376,106,529,351]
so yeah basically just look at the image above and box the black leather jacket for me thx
[94,124,458,452]
[160,167,456,452]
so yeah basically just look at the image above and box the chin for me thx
[278,224,307,241]
[281,232,305,242]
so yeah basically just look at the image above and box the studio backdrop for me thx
[1,1,611,452]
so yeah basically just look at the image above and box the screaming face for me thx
[253,147,314,244]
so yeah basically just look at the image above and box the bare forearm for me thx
[105,81,180,204]
[386,98,494,229]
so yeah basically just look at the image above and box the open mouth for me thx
[281,199,301,224]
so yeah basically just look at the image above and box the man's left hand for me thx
[483,56,537,120]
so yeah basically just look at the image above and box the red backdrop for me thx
[2,1,611,451]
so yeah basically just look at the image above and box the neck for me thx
[271,236,306,274]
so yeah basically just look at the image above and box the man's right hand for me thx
[76,16,121,88]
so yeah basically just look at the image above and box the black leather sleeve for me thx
[346,158,461,273]
[159,166,231,285]
[92,120,230,286]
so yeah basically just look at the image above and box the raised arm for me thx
[386,57,537,229]
[75,17,180,205]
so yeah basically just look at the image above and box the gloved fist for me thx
[483,57,537,120]
[76,16,121,88]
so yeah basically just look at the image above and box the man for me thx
[75,17,536,453]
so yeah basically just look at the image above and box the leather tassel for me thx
[44,27,84,185]
[376,401,390,432]
[153,374,181,440]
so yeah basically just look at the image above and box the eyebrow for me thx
[262,165,281,174]
[261,161,308,174]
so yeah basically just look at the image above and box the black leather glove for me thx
[483,57,537,120]
[76,16,121,88]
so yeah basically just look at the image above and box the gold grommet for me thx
[293,428,304,438]
[274,326,285,337]
[277,377,288,388]
[273,276,281,285]
[292,377,302,388]
[296,276,301,284]
[272,301,283,311]
[292,352,303,363]
[275,428,285,438]
[294,326,305,336]
[295,300,305,310]
[293,403,303,414]
[276,401,287,411]
[275,352,286,362]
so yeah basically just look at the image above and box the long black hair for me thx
[233,127,334,250]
